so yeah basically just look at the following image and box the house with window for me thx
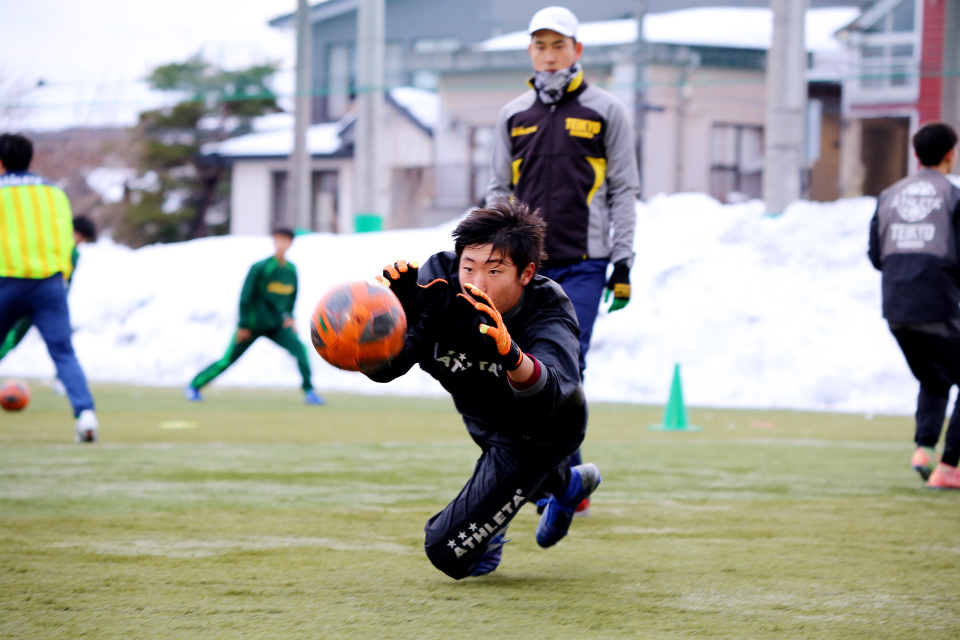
[201,89,437,235]
[424,6,860,213]
[234,0,871,234]
[838,0,960,196]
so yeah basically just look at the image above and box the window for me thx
[271,170,339,232]
[709,124,763,203]
[891,0,915,32]
[328,43,355,120]
[855,0,918,96]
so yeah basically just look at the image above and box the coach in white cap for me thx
[485,5,640,516]
[528,5,580,39]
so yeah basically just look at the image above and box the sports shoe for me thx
[911,446,937,481]
[304,390,326,406]
[574,498,591,517]
[184,385,202,402]
[471,528,509,577]
[928,462,960,489]
[51,378,67,396]
[74,410,98,443]
[536,463,602,548]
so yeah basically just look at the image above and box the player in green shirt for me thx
[0,215,96,363]
[185,228,324,405]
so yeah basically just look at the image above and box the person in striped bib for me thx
[0,133,98,442]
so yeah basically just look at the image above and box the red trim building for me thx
[839,0,960,196]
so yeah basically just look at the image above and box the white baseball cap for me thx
[528,6,579,40]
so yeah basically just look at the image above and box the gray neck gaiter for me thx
[532,63,582,105]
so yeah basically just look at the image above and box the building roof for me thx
[201,87,438,159]
[201,121,344,159]
[269,0,352,29]
[477,7,861,53]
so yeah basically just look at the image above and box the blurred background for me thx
[1,0,951,414]
[5,0,942,246]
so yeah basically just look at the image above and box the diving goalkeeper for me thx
[366,198,601,580]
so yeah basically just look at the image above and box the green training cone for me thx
[649,363,702,432]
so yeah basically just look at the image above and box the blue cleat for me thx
[471,528,510,577]
[184,385,202,402]
[536,463,601,548]
[304,390,326,405]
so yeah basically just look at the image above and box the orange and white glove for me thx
[457,283,524,371]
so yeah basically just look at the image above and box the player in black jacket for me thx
[366,200,602,579]
[869,122,960,489]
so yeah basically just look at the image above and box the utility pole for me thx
[354,0,386,232]
[762,0,808,215]
[290,0,313,231]
[634,0,647,198]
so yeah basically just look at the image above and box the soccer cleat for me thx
[184,385,202,402]
[536,463,602,548]
[304,390,326,405]
[74,410,98,443]
[928,462,960,489]
[911,446,937,481]
[471,528,509,577]
[574,498,591,518]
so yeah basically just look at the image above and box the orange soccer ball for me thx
[311,280,407,372]
[0,379,30,411]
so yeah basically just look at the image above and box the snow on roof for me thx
[202,87,437,159]
[201,122,342,158]
[477,7,860,53]
[389,87,439,130]
[252,112,295,132]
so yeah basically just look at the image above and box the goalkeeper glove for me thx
[376,260,446,318]
[457,283,524,371]
[603,259,631,312]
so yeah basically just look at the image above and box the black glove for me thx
[377,260,447,320]
[604,259,631,312]
[378,260,421,316]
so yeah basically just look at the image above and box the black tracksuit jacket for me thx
[367,251,586,450]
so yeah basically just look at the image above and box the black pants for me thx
[424,432,581,580]
[890,319,960,467]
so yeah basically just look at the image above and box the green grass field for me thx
[1,382,958,639]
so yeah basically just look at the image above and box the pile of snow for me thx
[0,193,917,415]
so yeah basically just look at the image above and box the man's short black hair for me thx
[272,227,295,239]
[453,198,548,275]
[0,133,33,173]
[72,215,97,243]
[913,122,958,167]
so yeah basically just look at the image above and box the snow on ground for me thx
[0,194,916,415]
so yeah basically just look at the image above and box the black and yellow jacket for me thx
[238,256,297,331]
[485,72,640,267]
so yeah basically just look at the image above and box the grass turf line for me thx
[1,383,958,639]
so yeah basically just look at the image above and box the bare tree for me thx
[0,68,34,131]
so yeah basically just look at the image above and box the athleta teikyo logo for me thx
[893,181,942,222]
[888,181,941,250]
[447,489,525,558]
[436,349,502,377]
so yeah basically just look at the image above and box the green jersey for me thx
[238,256,298,331]
[67,247,79,286]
